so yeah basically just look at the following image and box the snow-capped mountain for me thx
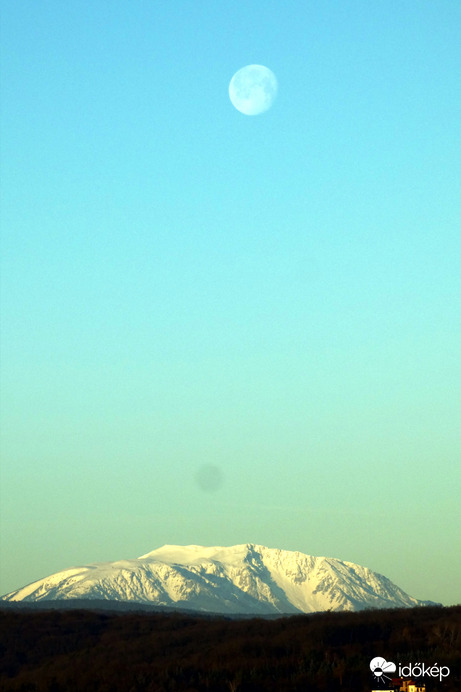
[1,544,435,614]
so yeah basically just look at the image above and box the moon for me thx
[229,65,278,116]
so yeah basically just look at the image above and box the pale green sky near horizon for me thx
[1,0,460,605]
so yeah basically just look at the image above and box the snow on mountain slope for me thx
[1,544,435,614]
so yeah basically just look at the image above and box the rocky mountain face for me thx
[1,544,435,615]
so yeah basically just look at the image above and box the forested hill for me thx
[1,604,459,691]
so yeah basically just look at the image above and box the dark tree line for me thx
[0,604,459,691]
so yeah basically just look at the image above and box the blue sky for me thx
[1,1,460,605]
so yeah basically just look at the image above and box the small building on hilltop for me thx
[371,680,426,692]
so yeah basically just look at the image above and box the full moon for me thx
[229,65,278,116]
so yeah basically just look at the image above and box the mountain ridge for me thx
[1,543,436,615]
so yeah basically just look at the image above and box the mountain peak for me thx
[2,544,436,615]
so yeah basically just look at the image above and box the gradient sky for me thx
[1,1,460,606]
